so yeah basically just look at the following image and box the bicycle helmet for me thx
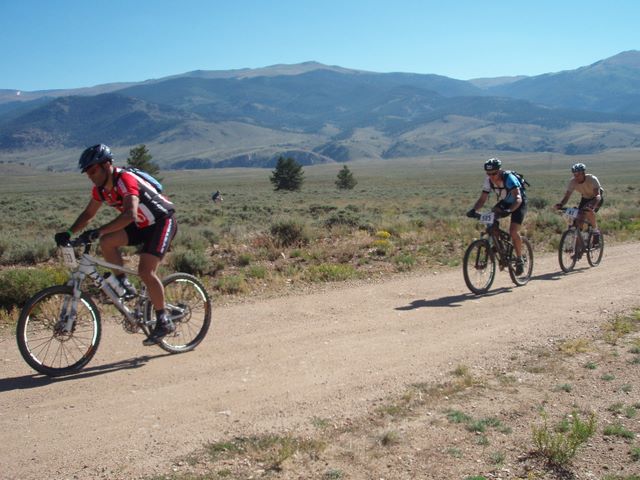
[79,144,113,173]
[484,157,502,171]
[571,162,586,173]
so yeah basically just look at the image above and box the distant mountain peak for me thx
[593,49,640,68]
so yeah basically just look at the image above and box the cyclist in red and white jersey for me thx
[55,144,178,344]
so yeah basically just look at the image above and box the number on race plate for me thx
[479,212,495,225]
[60,246,77,268]
[564,207,579,221]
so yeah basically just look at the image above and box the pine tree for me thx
[270,156,304,191]
[127,145,160,177]
[335,165,357,190]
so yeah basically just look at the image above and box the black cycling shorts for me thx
[510,201,527,225]
[579,193,603,212]
[125,215,177,258]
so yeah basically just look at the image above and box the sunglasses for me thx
[85,163,103,175]
[486,170,500,177]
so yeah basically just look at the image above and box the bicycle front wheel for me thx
[587,231,604,267]
[558,229,578,273]
[509,238,534,286]
[463,239,496,295]
[16,286,101,377]
[144,273,212,353]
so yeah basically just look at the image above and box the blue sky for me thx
[1,0,638,91]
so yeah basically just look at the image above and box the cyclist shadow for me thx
[530,269,583,281]
[395,288,511,311]
[0,353,168,392]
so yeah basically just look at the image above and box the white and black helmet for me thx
[571,162,586,173]
[483,157,502,171]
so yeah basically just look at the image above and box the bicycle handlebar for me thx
[61,237,94,254]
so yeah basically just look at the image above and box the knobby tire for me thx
[16,285,101,377]
[558,229,578,273]
[587,231,604,267]
[509,238,534,286]
[463,239,496,295]
[143,273,212,353]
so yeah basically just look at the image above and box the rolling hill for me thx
[1,51,640,169]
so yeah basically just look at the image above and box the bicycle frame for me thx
[562,207,593,254]
[60,242,147,333]
[477,212,513,269]
[18,238,212,376]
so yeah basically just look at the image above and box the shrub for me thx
[215,274,248,294]
[394,253,416,271]
[304,264,357,282]
[170,248,210,275]
[371,239,393,256]
[0,239,56,265]
[532,410,597,466]
[0,267,69,310]
[603,423,636,439]
[270,219,309,247]
[527,196,548,210]
[324,210,360,229]
[237,253,252,266]
[246,265,267,279]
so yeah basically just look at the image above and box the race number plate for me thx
[479,212,495,225]
[564,207,579,220]
[60,246,77,268]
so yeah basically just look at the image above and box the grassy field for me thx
[1,150,639,314]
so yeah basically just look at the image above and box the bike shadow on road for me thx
[395,288,512,311]
[530,268,583,281]
[0,353,168,392]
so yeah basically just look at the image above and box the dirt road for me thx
[1,243,638,479]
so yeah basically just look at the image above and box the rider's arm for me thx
[69,198,102,234]
[555,189,574,209]
[472,191,489,211]
[505,187,522,212]
[96,194,139,236]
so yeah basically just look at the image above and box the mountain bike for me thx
[16,237,212,377]
[557,207,604,273]
[463,212,534,295]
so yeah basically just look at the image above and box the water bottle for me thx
[104,273,126,298]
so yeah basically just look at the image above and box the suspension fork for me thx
[58,274,85,333]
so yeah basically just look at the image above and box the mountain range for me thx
[1,51,640,170]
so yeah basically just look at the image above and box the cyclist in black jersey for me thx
[55,144,178,345]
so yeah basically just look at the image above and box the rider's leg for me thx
[140,252,176,345]
[99,230,129,275]
[138,252,164,311]
[585,210,598,230]
[509,221,523,258]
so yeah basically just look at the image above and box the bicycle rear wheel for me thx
[16,285,101,376]
[144,273,212,353]
[509,238,534,286]
[463,239,496,295]
[586,231,604,266]
[558,229,578,273]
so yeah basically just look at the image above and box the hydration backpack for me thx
[98,166,163,201]
[506,170,530,191]
[490,170,530,199]
[123,167,163,193]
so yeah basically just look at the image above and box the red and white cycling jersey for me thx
[91,167,175,227]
